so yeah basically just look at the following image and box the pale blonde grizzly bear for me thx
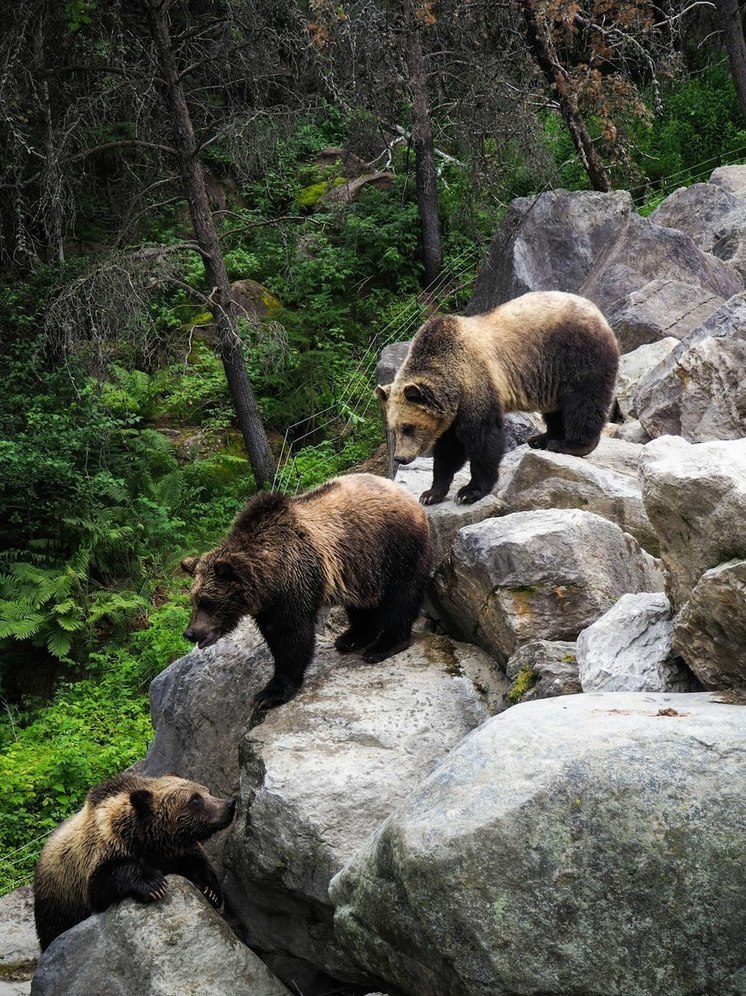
[376,291,619,504]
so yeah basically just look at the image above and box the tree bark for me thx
[403,0,443,290]
[522,0,611,193]
[720,0,746,122]
[144,0,276,488]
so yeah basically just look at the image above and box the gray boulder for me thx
[577,592,695,693]
[581,212,742,326]
[710,164,746,195]
[375,341,410,388]
[651,182,738,254]
[433,509,663,665]
[640,435,746,608]
[635,292,746,442]
[616,337,679,419]
[615,419,652,443]
[141,620,273,865]
[0,887,38,988]
[673,559,746,689]
[504,640,580,705]
[394,457,504,566]
[498,446,657,554]
[467,189,634,312]
[31,877,291,996]
[223,634,507,981]
[331,693,746,996]
[605,279,724,353]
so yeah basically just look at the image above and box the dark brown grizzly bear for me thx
[181,473,433,711]
[33,772,235,952]
[376,291,620,505]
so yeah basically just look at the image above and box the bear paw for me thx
[201,884,222,908]
[455,485,487,505]
[252,678,299,712]
[527,432,550,449]
[419,488,447,505]
[138,875,168,903]
[335,629,370,653]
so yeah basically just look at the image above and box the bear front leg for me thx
[420,432,466,505]
[167,848,222,909]
[253,611,316,711]
[89,857,168,913]
[455,411,505,504]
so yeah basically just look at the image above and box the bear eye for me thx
[401,425,415,437]
[199,598,215,613]
[190,793,202,806]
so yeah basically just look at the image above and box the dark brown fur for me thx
[33,773,235,952]
[376,291,619,504]
[181,473,433,711]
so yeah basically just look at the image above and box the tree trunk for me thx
[521,0,611,193]
[404,1,442,290]
[144,1,276,488]
[720,0,746,122]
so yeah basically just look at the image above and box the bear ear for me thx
[403,382,442,411]
[374,384,390,403]
[180,556,199,576]
[213,558,239,582]
[130,788,153,814]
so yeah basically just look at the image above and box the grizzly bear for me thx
[181,473,432,711]
[33,772,235,952]
[376,291,619,505]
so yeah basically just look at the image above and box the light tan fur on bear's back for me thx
[458,292,614,413]
[35,804,109,910]
[294,473,427,603]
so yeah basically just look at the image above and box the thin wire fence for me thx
[272,244,481,495]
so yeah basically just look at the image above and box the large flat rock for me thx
[498,446,657,554]
[30,877,291,996]
[433,509,663,664]
[635,292,746,442]
[331,693,746,996]
[640,435,746,608]
[223,634,507,981]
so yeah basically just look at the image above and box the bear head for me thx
[181,548,257,649]
[375,380,454,465]
[126,775,236,851]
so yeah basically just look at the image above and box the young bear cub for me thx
[377,291,619,505]
[181,473,433,711]
[34,772,235,951]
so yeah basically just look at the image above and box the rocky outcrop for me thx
[31,878,291,996]
[605,279,722,353]
[504,640,580,705]
[635,292,746,442]
[0,887,37,994]
[393,458,504,566]
[433,509,663,664]
[331,693,746,996]
[652,168,746,280]
[615,337,678,419]
[640,435,746,608]
[673,560,746,689]
[577,592,695,693]
[141,620,274,864]
[498,445,657,554]
[467,189,634,312]
[222,635,507,982]
[465,189,742,353]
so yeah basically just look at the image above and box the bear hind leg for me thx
[548,390,605,456]
[528,411,564,450]
[335,607,380,654]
